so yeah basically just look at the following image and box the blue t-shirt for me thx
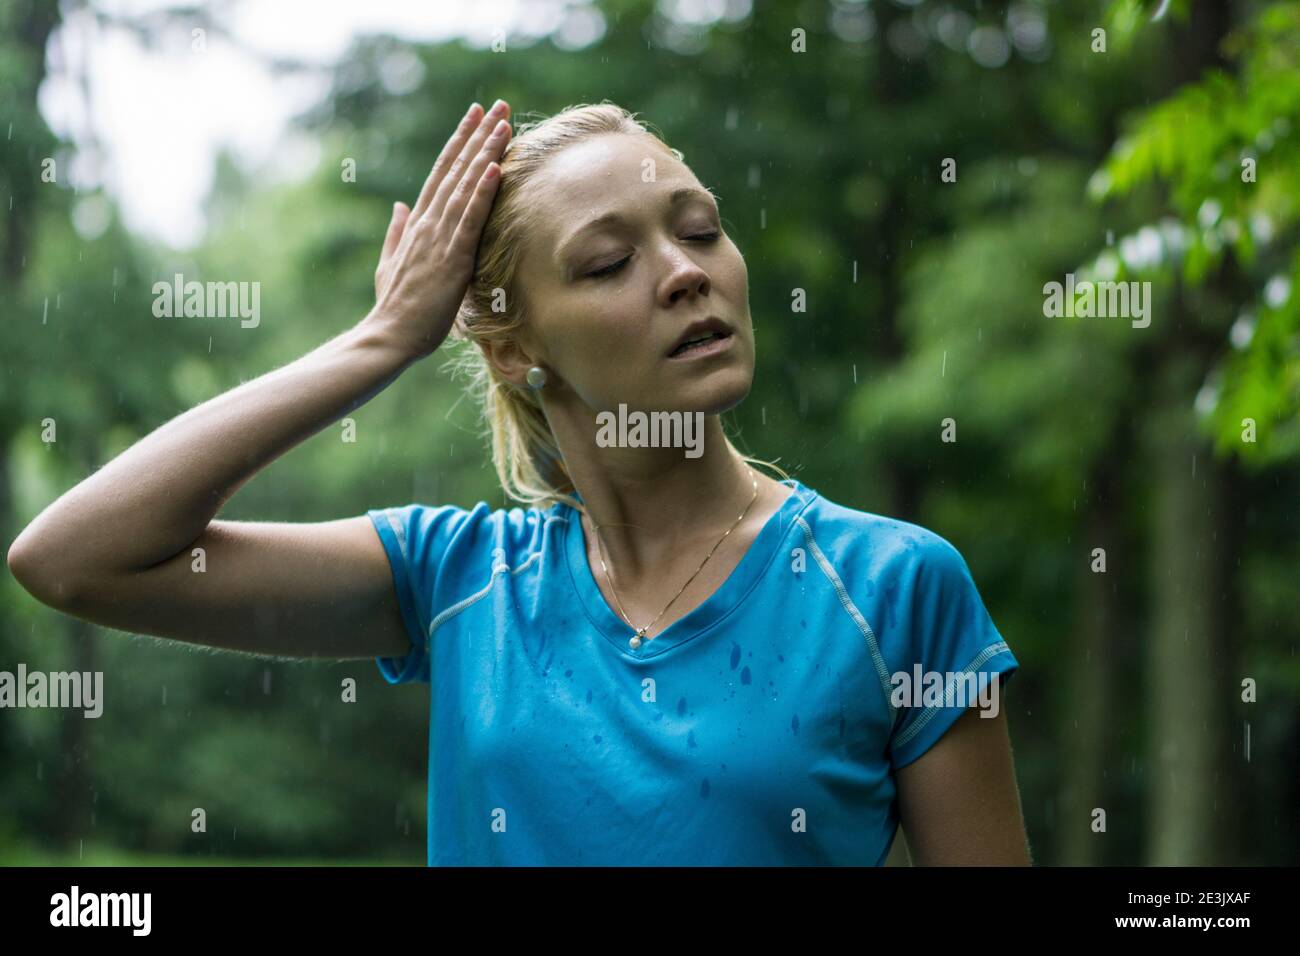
[367,478,1017,865]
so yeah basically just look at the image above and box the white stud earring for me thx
[525,366,548,389]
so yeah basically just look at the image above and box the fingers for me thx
[410,102,485,222]
[439,119,511,241]
[381,201,411,261]
[375,201,411,297]
[423,100,510,228]
[377,99,509,303]
[447,161,503,261]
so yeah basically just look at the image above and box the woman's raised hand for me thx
[367,99,512,360]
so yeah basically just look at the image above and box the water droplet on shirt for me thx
[884,583,899,629]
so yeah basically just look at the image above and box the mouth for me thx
[667,319,735,359]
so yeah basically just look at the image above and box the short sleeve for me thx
[886,534,1019,769]
[367,503,472,685]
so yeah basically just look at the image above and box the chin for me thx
[674,368,753,415]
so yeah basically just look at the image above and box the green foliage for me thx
[1094,1,1300,462]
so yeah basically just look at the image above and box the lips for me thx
[669,331,731,357]
[667,317,733,357]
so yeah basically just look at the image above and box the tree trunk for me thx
[1059,467,1122,864]
[1144,353,1234,864]
[51,442,102,854]
[52,616,97,854]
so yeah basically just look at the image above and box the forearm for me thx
[9,314,416,583]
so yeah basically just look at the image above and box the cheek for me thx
[727,244,749,288]
[552,303,640,374]
[707,241,745,297]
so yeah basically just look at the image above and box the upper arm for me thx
[894,698,1032,866]
[873,525,1027,863]
[12,516,411,661]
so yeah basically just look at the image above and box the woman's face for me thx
[509,132,755,417]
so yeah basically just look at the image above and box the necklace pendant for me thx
[629,628,647,650]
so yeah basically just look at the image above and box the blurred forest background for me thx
[1,0,1297,865]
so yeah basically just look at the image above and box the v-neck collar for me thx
[559,478,818,660]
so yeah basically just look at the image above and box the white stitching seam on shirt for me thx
[793,515,896,716]
[415,514,567,650]
[380,510,426,641]
[890,640,1012,750]
[383,510,409,562]
[422,549,542,648]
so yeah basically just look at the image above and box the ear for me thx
[479,336,542,390]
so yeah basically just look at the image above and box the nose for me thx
[657,242,711,306]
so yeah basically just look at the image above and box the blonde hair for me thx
[442,101,789,515]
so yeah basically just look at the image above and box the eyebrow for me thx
[555,186,719,266]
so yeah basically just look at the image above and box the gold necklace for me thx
[589,466,759,650]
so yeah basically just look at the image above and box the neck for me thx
[550,411,768,581]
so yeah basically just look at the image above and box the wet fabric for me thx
[368,478,1018,865]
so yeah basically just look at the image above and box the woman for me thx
[8,99,1030,866]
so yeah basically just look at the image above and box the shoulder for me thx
[367,499,561,572]
[795,489,1015,732]
[795,490,972,590]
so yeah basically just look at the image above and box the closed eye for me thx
[585,232,721,280]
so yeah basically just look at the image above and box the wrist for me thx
[354,310,433,367]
